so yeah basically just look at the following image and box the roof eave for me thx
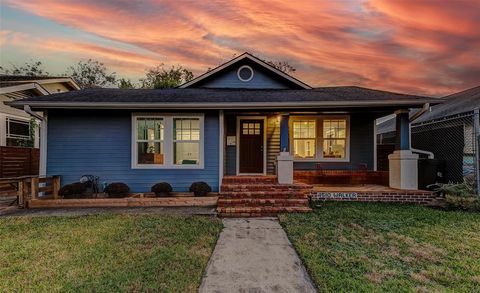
[6,100,439,110]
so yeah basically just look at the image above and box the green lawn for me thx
[0,214,223,292]
[279,202,480,293]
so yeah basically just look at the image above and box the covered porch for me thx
[220,108,419,191]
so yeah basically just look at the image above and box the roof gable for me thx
[180,52,311,89]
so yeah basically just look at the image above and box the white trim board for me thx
[236,116,267,175]
[218,110,225,191]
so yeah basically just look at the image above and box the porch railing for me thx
[0,175,61,208]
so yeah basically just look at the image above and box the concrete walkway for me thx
[200,218,317,293]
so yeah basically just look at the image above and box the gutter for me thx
[7,99,440,110]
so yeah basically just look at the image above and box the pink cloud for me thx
[2,0,479,96]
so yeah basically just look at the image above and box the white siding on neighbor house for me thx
[41,82,72,94]
[0,94,36,147]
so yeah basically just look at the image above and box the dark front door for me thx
[239,119,264,174]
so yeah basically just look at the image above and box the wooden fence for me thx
[0,147,40,178]
[0,176,60,208]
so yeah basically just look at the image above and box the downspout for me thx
[24,105,43,120]
[409,103,434,159]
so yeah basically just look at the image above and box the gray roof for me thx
[414,86,480,123]
[6,86,440,110]
[377,86,480,134]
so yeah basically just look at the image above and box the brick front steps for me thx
[217,176,312,217]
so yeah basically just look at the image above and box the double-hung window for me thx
[292,120,316,159]
[174,118,201,165]
[290,116,349,161]
[6,117,31,147]
[133,114,204,168]
[136,117,164,165]
[322,119,347,159]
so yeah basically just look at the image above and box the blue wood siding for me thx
[200,62,290,89]
[47,110,219,192]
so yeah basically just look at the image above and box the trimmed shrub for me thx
[151,182,173,197]
[104,182,130,198]
[58,182,88,199]
[445,195,480,212]
[189,181,212,197]
[430,180,475,197]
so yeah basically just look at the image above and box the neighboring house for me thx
[0,75,80,148]
[377,86,480,184]
[6,53,439,192]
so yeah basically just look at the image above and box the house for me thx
[0,75,79,178]
[6,53,441,214]
[377,86,480,187]
[0,75,80,148]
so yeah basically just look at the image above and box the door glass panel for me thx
[242,121,261,135]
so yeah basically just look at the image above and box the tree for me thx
[265,60,296,74]
[67,59,116,89]
[117,78,135,89]
[0,60,50,76]
[140,64,194,89]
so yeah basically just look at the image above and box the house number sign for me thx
[310,192,358,200]
[226,136,236,146]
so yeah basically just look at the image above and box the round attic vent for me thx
[237,65,254,82]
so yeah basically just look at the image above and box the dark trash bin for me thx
[418,159,446,190]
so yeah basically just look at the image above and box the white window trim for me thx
[131,113,204,169]
[6,116,31,140]
[290,115,350,162]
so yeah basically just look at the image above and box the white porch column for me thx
[39,112,48,176]
[277,114,293,184]
[388,110,418,189]
[277,152,294,184]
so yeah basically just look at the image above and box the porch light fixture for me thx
[237,65,254,82]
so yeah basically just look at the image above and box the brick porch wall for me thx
[308,190,436,204]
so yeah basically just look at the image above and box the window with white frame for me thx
[6,117,32,147]
[292,120,316,159]
[136,117,164,165]
[6,117,30,140]
[174,118,200,165]
[133,114,203,168]
[290,116,349,161]
[322,119,347,159]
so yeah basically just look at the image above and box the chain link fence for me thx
[410,110,479,194]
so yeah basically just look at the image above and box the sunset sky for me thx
[1,0,479,96]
